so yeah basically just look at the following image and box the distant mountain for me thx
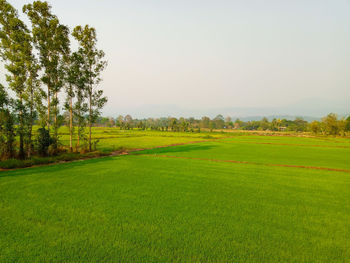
[235,115,321,122]
[104,98,349,120]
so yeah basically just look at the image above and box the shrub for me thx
[36,127,55,156]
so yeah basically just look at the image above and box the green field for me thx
[1,130,349,262]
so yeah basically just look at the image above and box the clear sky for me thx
[3,0,350,117]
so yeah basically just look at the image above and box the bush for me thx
[0,159,33,169]
[36,127,55,156]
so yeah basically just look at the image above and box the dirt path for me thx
[142,154,350,173]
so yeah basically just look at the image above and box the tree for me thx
[214,114,225,129]
[310,120,321,134]
[322,113,339,136]
[24,52,41,158]
[72,25,107,152]
[170,118,178,131]
[345,116,350,133]
[73,76,88,151]
[116,115,124,129]
[225,116,232,128]
[294,117,307,132]
[64,50,84,152]
[23,1,70,147]
[0,83,15,159]
[260,117,269,130]
[108,117,115,127]
[0,0,33,159]
[200,116,210,129]
[124,115,133,129]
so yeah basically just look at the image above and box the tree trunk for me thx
[69,96,73,152]
[47,86,50,130]
[27,77,35,159]
[18,97,25,160]
[27,89,34,158]
[54,90,58,146]
[76,124,80,151]
[89,93,92,152]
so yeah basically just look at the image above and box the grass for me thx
[0,130,349,262]
[139,137,350,170]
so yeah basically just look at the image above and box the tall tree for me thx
[23,37,41,158]
[0,83,15,159]
[72,25,107,152]
[23,1,70,148]
[64,51,85,152]
[0,0,33,159]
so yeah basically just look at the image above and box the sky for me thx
[2,0,350,117]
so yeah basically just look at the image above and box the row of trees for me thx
[95,114,350,136]
[0,0,107,160]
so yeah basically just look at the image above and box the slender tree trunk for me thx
[47,86,50,130]
[77,131,80,150]
[54,90,58,146]
[27,88,34,158]
[69,96,73,152]
[18,97,25,160]
[76,123,80,151]
[89,93,92,152]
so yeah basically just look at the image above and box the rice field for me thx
[1,129,349,262]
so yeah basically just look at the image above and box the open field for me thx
[1,130,350,262]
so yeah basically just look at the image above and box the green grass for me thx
[1,130,349,262]
[57,127,228,152]
[139,137,350,170]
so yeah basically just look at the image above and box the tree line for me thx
[95,113,350,136]
[0,0,107,160]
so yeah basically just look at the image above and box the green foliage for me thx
[72,25,107,151]
[0,1,107,160]
[345,116,350,132]
[0,109,16,159]
[36,127,54,156]
[0,0,33,159]
[23,1,70,144]
[322,113,339,135]
[0,84,15,159]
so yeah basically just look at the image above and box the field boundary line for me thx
[225,141,350,149]
[142,154,350,173]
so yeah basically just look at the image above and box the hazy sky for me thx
[2,0,350,117]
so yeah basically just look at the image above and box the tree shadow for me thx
[0,143,216,179]
[134,143,216,155]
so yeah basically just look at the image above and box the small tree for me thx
[322,113,339,136]
[345,116,350,133]
[310,120,320,134]
[36,127,53,156]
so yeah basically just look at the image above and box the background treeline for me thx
[0,0,107,160]
[96,113,350,136]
